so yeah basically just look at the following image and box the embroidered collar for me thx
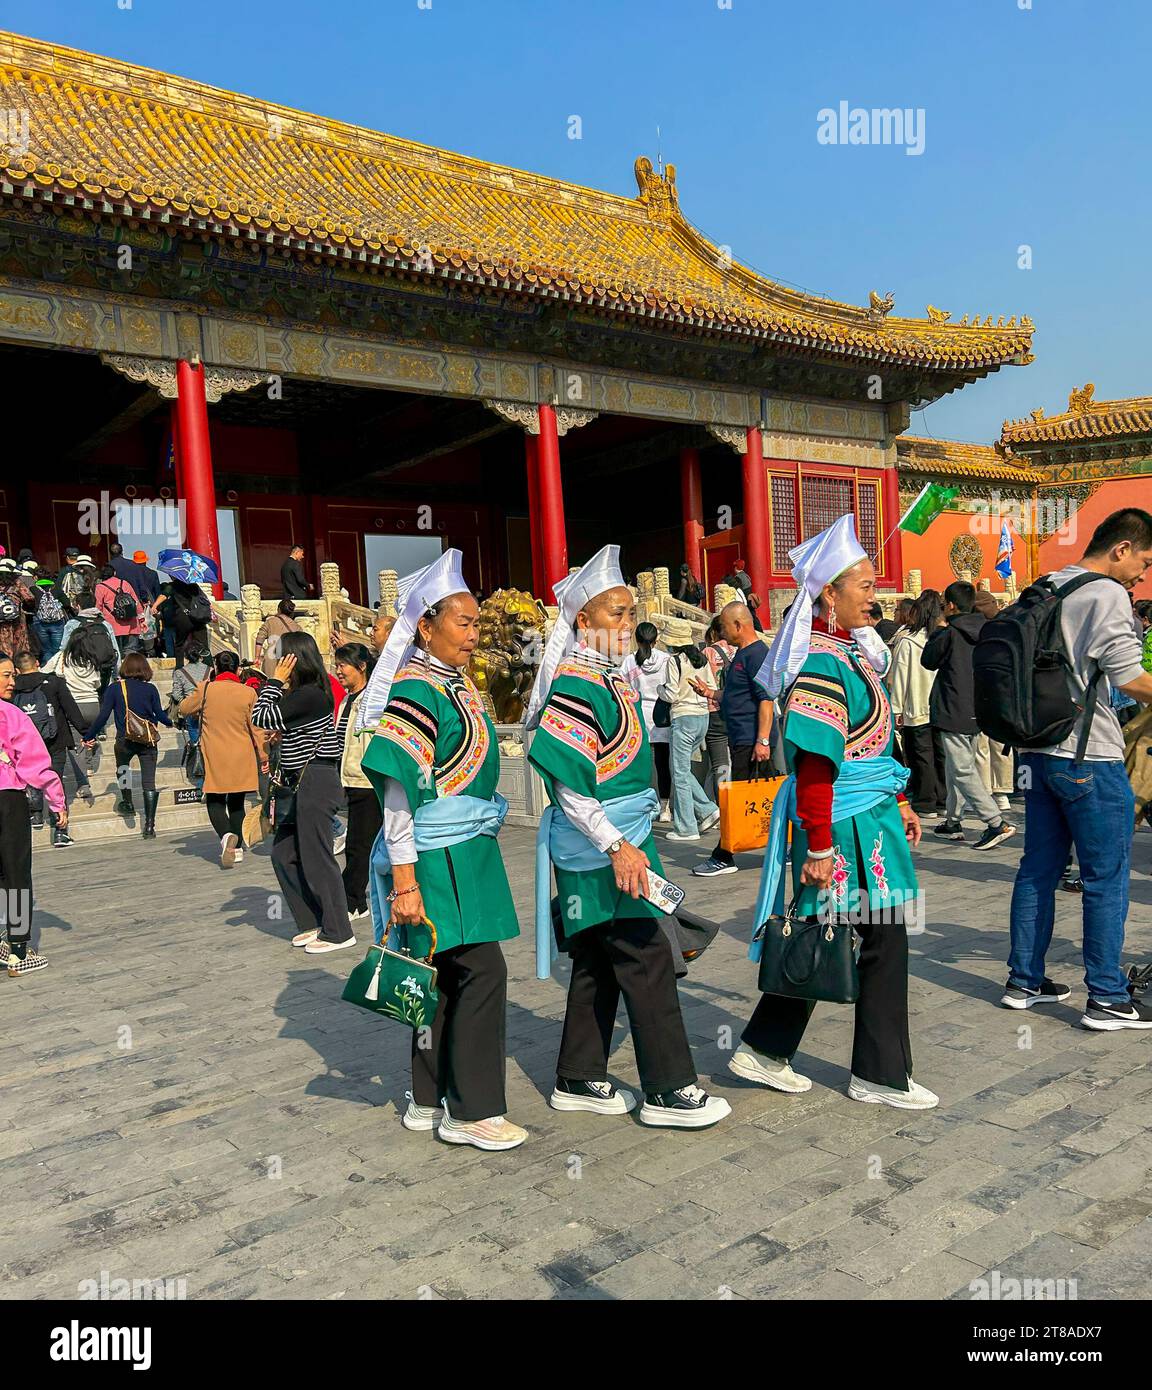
[811,617,854,645]
[411,648,467,686]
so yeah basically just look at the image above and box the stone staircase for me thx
[32,660,213,850]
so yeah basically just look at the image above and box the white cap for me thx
[523,544,625,729]
[355,548,470,732]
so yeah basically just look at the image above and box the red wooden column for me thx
[680,446,704,582]
[524,433,545,600]
[175,360,223,598]
[742,425,771,602]
[881,463,903,585]
[536,404,568,601]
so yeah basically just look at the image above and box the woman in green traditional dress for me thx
[730,516,940,1110]
[525,545,731,1129]
[357,550,526,1152]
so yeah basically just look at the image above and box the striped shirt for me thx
[251,677,341,774]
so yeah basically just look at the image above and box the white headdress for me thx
[522,544,625,730]
[355,548,470,732]
[758,515,881,697]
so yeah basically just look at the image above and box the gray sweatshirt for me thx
[1039,565,1144,761]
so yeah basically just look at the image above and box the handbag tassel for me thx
[364,953,384,1003]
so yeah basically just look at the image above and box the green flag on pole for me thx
[898,481,959,536]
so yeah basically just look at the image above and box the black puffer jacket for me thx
[920,612,986,734]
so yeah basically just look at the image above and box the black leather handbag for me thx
[756,898,859,1005]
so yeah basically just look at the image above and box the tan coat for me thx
[178,677,266,794]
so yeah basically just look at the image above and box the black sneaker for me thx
[1061,876,1084,893]
[549,1078,636,1115]
[52,830,75,847]
[932,819,964,840]
[30,812,44,830]
[1000,977,1071,1009]
[973,821,1017,851]
[1081,998,1152,1031]
[638,1084,732,1129]
[692,856,738,878]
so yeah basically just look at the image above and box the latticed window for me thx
[770,474,799,569]
[802,474,854,540]
[856,480,879,560]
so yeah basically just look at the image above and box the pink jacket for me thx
[0,701,65,813]
[95,577,143,637]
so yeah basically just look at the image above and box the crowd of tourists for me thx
[2,510,1151,1149]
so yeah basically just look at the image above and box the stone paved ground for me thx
[5,818,1152,1301]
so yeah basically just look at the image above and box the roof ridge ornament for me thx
[1068,382,1095,413]
[868,290,894,319]
[634,156,678,222]
[925,305,951,325]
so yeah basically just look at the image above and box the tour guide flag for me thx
[898,482,959,536]
[996,518,1014,580]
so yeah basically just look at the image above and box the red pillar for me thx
[524,433,545,600]
[175,360,223,599]
[680,446,704,582]
[536,404,568,602]
[742,425,771,602]
[881,463,903,585]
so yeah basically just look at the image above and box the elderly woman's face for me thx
[576,586,635,663]
[419,592,480,669]
[823,560,876,630]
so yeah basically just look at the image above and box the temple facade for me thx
[0,30,1032,609]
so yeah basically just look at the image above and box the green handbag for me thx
[342,917,440,1029]
[755,899,860,1005]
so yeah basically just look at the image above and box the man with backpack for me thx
[20,560,72,662]
[986,509,1152,1030]
[921,581,1017,851]
[13,650,87,845]
[95,563,145,656]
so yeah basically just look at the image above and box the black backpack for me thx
[176,588,212,626]
[74,614,118,669]
[16,684,57,744]
[972,572,1111,754]
[109,580,138,624]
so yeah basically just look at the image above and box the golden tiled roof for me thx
[0,31,1034,372]
[897,436,1045,483]
[1001,383,1152,447]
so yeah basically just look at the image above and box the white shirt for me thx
[620,648,671,744]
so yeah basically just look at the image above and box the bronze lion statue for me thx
[469,588,547,724]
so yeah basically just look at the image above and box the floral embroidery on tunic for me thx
[869,830,889,896]
[830,846,849,905]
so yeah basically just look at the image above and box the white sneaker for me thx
[303,935,357,955]
[220,832,238,868]
[665,830,700,842]
[658,802,672,824]
[549,1079,637,1114]
[348,907,371,923]
[291,928,320,948]
[994,794,1012,812]
[639,1084,732,1129]
[233,847,245,863]
[727,1044,811,1093]
[699,810,721,832]
[848,1075,939,1110]
[438,1108,528,1151]
[333,833,347,856]
[401,1092,444,1131]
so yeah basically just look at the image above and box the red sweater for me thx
[794,618,906,853]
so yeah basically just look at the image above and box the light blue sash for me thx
[534,787,658,979]
[749,754,909,961]
[369,792,508,945]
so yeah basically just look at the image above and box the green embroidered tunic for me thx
[528,649,664,938]
[361,658,519,953]
[782,629,918,919]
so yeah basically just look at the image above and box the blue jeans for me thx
[31,620,65,663]
[669,714,718,836]
[1008,754,1134,1003]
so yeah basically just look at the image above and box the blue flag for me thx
[995,519,1014,580]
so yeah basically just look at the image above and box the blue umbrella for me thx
[157,548,220,585]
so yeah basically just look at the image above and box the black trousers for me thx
[0,789,34,952]
[901,723,946,811]
[651,742,671,800]
[557,917,696,1095]
[711,742,754,867]
[271,762,352,943]
[206,791,247,843]
[342,786,382,913]
[115,738,157,792]
[411,940,508,1122]
[743,912,913,1091]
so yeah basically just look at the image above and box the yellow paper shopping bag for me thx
[718,772,787,854]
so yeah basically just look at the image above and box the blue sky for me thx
[15,0,1149,443]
